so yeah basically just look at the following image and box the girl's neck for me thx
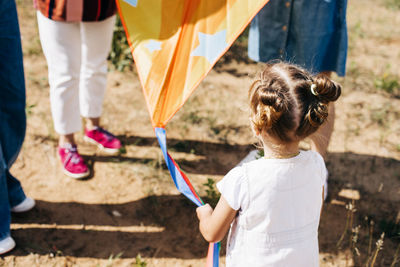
[261,135,300,159]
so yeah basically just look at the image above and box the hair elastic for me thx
[310,83,318,96]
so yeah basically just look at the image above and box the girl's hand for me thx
[196,203,213,221]
[196,197,237,242]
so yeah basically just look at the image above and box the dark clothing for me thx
[34,0,116,22]
[248,0,348,76]
[0,0,27,240]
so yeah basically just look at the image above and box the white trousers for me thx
[37,12,116,135]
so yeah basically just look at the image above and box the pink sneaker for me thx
[58,144,90,179]
[84,126,121,154]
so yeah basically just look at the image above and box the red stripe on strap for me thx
[167,153,202,204]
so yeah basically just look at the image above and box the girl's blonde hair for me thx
[249,61,341,142]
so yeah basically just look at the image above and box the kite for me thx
[116,1,269,266]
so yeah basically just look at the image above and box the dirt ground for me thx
[1,0,400,266]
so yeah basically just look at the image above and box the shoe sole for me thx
[63,168,90,179]
[83,136,120,154]
[11,198,36,213]
[0,245,15,255]
[0,238,16,255]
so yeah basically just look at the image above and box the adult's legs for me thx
[310,104,335,159]
[0,149,12,242]
[79,15,116,129]
[78,16,121,154]
[37,12,82,145]
[310,72,335,200]
[0,0,27,243]
[37,13,91,178]
[309,71,335,159]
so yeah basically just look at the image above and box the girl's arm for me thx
[196,196,238,243]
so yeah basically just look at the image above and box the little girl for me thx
[196,61,341,266]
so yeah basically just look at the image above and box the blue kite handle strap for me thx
[155,127,204,206]
[154,127,220,267]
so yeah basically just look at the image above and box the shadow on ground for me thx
[11,139,400,262]
[11,196,209,259]
[10,196,348,260]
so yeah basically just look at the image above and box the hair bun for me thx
[307,102,328,127]
[251,87,288,131]
[313,74,342,103]
[260,89,286,113]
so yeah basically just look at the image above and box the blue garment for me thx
[248,0,348,76]
[0,0,27,241]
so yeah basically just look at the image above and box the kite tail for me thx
[206,242,221,267]
[155,127,220,267]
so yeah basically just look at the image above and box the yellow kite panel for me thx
[117,0,270,127]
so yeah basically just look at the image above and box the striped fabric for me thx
[34,0,116,22]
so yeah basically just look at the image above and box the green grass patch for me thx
[374,73,400,95]
[109,15,134,72]
[385,0,400,10]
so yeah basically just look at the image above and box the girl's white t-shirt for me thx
[217,150,326,267]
